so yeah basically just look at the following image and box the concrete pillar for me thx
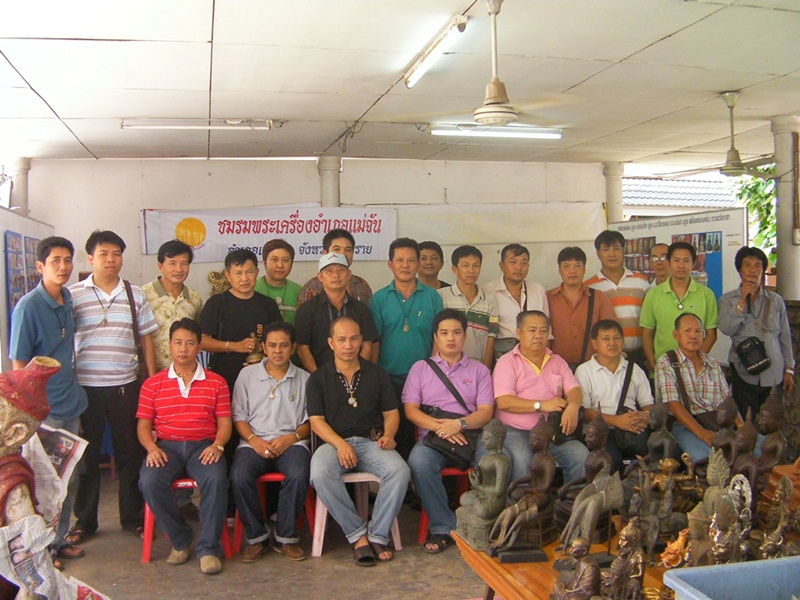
[317,156,342,208]
[603,161,625,224]
[8,157,31,216]
[770,116,800,301]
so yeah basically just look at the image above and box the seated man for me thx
[487,310,589,485]
[403,309,494,554]
[231,322,311,563]
[137,318,232,575]
[575,319,653,474]
[308,316,410,566]
[655,313,741,463]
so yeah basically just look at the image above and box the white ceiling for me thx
[1,0,799,173]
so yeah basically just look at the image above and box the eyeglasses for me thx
[650,256,668,262]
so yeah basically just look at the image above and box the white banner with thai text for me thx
[141,206,397,263]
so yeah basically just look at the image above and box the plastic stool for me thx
[417,467,471,545]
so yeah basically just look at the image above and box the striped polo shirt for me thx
[438,284,499,363]
[137,366,231,441]
[585,269,650,351]
[70,275,158,387]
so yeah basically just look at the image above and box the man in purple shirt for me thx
[488,310,588,484]
[403,309,494,554]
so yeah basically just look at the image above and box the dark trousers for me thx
[74,382,145,532]
[730,367,774,421]
[391,378,415,461]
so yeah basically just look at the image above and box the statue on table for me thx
[758,476,792,560]
[601,517,646,600]
[756,391,788,482]
[730,410,760,509]
[709,474,752,564]
[552,537,601,600]
[632,401,675,472]
[710,396,739,465]
[659,528,689,569]
[558,415,612,500]
[559,465,623,550]
[687,448,730,566]
[487,418,555,551]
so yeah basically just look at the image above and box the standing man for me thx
[9,236,89,567]
[369,237,444,457]
[648,243,670,288]
[417,241,451,290]
[718,246,794,419]
[142,239,204,372]
[585,231,650,370]
[483,243,549,361]
[254,239,302,324]
[295,253,378,374]
[640,241,718,373]
[308,317,410,566]
[298,229,373,305]
[438,245,499,368]
[547,247,616,371]
[231,322,311,563]
[68,230,158,542]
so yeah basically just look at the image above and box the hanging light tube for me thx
[404,15,468,89]
[430,124,562,140]
[121,119,273,131]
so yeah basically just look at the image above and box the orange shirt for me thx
[546,284,617,367]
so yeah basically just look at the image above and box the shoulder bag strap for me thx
[580,288,596,363]
[666,349,693,414]
[123,280,146,369]
[424,358,469,413]
[759,293,772,335]
[616,360,636,415]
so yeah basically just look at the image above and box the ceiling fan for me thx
[472,0,518,126]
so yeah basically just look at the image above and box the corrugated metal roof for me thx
[623,177,737,208]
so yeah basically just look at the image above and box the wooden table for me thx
[452,532,665,600]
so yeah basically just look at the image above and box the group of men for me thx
[7,224,796,573]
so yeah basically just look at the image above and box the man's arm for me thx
[360,340,374,362]
[483,337,495,369]
[199,416,232,465]
[141,333,157,377]
[378,409,400,450]
[642,327,656,373]
[559,385,583,434]
[667,401,714,446]
[309,415,357,468]
[11,360,26,370]
[297,344,318,373]
[370,341,381,363]
[700,328,717,354]
[495,394,566,414]
[201,334,253,355]
[137,418,168,467]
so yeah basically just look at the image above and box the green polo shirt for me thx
[254,277,301,324]
[369,279,444,380]
[640,277,718,360]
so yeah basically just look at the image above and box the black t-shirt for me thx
[294,292,379,368]
[306,358,398,439]
[199,290,282,387]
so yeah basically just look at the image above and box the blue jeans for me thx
[230,445,310,545]
[310,438,410,546]
[674,423,765,464]
[475,425,588,485]
[139,440,228,558]
[43,415,81,552]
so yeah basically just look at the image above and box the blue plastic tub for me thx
[663,556,800,600]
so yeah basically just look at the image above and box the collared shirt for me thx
[168,361,206,398]
[438,285,500,363]
[575,355,654,415]
[232,359,310,449]
[136,365,231,441]
[254,277,302,324]
[640,277,719,361]
[70,275,158,387]
[298,274,373,306]
[9,283,88,420]
[402,353,495,439]
[370,279,444,379]
[493,345,579,430]
[294,291,378,369]
[142,278,204,371]
[654,348,730,414]
[482,277,549,340]
[584,269,649,351]
[306,358,397,440]
[546,284,616,366]
[718,286,794,387]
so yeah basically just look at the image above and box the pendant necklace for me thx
[55,307,67,340]
[336,370,362,408]
[393,290,417,333]
[92,288,117,326]
[174,366,197,379]
[671,283,688,310]
[268,379,284,399]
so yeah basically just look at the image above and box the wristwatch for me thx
[533,401,542,412]
[459,418,468,431]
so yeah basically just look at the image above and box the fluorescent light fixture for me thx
[404,15,468,89]
[430,124,562,140]
[121,119,273,131]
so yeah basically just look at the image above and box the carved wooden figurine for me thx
[553,537,601,600]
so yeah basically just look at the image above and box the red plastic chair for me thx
[142,478,233,563]
[417,467,471,545]
[231,472,316,555]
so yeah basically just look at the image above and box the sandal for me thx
[56,544,85,560]
[369,541,393,562]
[352,544,376,567]
[123,526,148,540]
[51,556,65,571]
[65,526,93,546]
[422,533,453,555]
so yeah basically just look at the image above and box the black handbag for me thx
[736,294,772,375]
[612,361,650,456]
[420,359,479,470]
[666,350,720,432]
[547,406,585,446]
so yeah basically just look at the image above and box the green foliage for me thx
[734,166,776,268]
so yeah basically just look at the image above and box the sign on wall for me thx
[141,206,398,263]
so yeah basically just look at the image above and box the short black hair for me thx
[37,236,74,264]
[169,318,202,343]
[419,241,444,262]
[557,246,587,265]
[516,309,550,330]
[389,237,419,260]
[591,319,623,339]
[85,230,126,255]
[433,308,468,334]
[225,248,258,270]
[157,239,194,264]
[263,321,296,344]
[262,239,295,262]
[674,312,703,331]
[734,246,768,272]
[667,241,696,262]
[329,315,361,338]
[500,243,529,262]
[451,245,482,267]
[594,230,625,250]
[323,229,355,251]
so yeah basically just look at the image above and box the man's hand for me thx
[249,436,280,459]
[234,337,257,354]
[784,372,795,395]
[617,411,649,434]
[199,444,224,465]
[377,435,396,450]
[542,397,567,413]
[560,402,580,435]
[433,418,462,441]
[336,442,358,468]
[145,447,168,468]
[265,433,297,457]
[697,429,716,446]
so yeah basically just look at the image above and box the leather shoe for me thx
[273,542,306,561]
[200,555,222,575]
[166,548,190,565]
[242,542,267,563]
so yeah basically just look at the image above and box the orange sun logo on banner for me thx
[175,218,206,248]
